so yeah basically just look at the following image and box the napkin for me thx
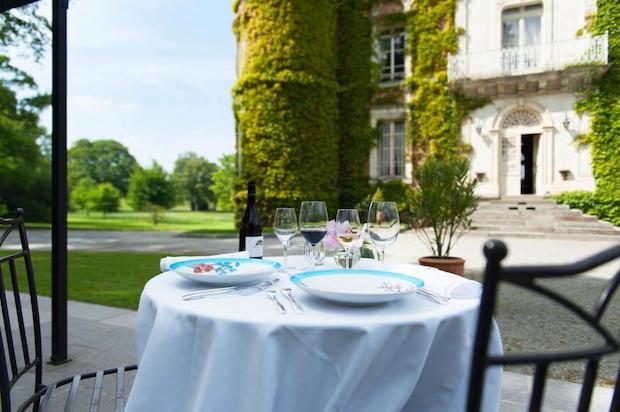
[392,264,482,299]
[447,282,482,299]
[160,251,249,272]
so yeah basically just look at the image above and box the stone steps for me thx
[470,197,620,239]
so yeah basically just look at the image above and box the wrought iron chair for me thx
[0,209,137,411]
[467,239,620,412]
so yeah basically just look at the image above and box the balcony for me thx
[447,34,609,98]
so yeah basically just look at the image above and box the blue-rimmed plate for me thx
[171,258,281,286]
[291,269,424,306]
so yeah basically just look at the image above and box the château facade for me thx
[370,0,608,197]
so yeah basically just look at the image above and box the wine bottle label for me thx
[246,236,263,258]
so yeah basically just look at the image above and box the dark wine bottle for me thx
[238,180,263,259]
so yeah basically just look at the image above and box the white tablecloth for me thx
[127,256,502,412]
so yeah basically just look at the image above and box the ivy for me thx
[405,0,485,166]
[336,0,377,207]
[574,0,620,225]
[233,0,376,222]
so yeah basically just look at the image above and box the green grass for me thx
[28,210,235,233]
[3,250,168,310]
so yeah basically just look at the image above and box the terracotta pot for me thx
[418,256,465,276]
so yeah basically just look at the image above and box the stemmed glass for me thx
[335,209,362,269]
[367,202,400,269]
[273,208,298,272]
[299,201,328,270]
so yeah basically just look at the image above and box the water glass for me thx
[367,201,400,268]
[273,208,298,272]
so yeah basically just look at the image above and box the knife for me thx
[182,278,280,300]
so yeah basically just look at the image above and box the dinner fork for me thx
[266,290,287,314]
[280,288,304,314]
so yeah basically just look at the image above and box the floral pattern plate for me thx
[291,269,424,306]
[171,258,282,286]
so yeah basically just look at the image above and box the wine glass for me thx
[367,202,400,269]
[299,201,328,270]
[335,209,362,269]
[273,208,298,272]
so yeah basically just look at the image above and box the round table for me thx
[126,255,502,412]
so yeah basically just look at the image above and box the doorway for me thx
[520,134,539,194]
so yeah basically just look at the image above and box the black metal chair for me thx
[467,239,620,412]
[0,209,137,411]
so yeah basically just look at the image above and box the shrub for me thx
[410,157,478,258]
[554,191,596,215]
[357,180,415,223]
[90,183,121,216]
[554,190,620,226]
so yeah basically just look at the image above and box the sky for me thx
[13,0,237,171]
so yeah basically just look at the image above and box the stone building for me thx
[369,0,608,198]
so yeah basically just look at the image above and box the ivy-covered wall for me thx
[233,0,376,221]
[574,0,620,225]
[336,1,376,208]
[233,0,340,221]
[405,0,484,166]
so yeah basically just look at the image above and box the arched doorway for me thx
[498,108,546,196]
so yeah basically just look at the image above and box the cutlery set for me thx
[182,276,457,311]
[181,279,305,314]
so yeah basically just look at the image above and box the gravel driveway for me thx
[468,272,620,386]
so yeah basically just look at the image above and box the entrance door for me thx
[520,134,538,194]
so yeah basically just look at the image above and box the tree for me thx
[172,152,217,211]
[70,177,96,214]
[68,139,138,196]
[91,183,121,216]
[210,154,236,211]
[127,163,176,224]
[0,5,52,221]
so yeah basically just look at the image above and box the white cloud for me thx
[68,96,137,114]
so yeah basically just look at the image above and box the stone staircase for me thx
[470,196,620,240]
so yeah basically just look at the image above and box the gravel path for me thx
[467,271,620,386]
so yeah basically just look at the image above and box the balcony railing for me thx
[448,33,608,81]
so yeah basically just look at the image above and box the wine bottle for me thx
[238,180,263,259]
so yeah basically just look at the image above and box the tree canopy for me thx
[210,153,236,211]
[0,5,51,221]
[127,163,176,224]
[68,139,138,196]
[172,152,217,211]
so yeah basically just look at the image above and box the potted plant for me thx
[410,156,478,275]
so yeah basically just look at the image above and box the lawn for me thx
[4,250,168,310]
[28,210,236,233]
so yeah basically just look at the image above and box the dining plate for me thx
[290,269,424,306]
[171,258,282,286]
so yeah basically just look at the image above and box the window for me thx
[379,28,405,83]
[502,4,542,49]
[379,120,406,177]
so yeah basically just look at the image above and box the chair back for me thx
[0,209,44,412]
[467,239,620,412]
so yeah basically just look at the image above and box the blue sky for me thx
[14,0,237,171]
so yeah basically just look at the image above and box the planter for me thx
[419,256,465,276]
